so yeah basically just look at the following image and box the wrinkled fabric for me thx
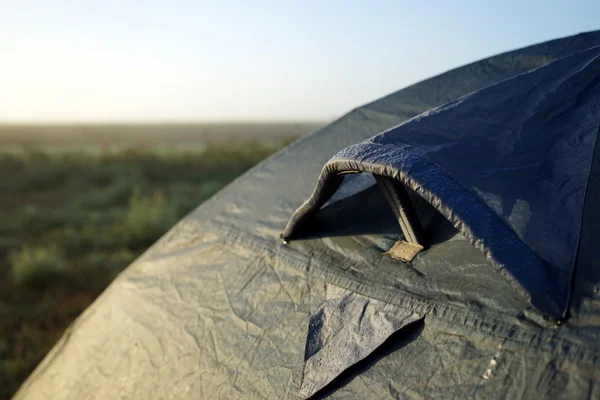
[313,318,600,400]
[14,31,600,400]
[300,284,422,399]
[284,46,600,318]
[16,224,328,399]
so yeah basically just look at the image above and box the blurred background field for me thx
[0,122,320,398]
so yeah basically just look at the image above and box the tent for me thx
[15,31,600,399]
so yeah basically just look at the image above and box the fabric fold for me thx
[299,284,422,399]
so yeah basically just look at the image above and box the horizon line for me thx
[0,119,329,126]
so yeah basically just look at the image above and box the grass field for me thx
[0,122,319,399]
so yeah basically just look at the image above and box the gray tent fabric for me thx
[299,284,422,399]
[14,31,600,400]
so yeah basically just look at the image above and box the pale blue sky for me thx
[1,1,598,122]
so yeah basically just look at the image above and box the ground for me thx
[0,122,320,399]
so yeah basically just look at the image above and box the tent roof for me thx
[284,45,600,318]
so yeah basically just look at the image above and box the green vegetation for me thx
[10,245,66,289]
[0,137,296,398]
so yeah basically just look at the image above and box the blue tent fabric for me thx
[284,45,600,319]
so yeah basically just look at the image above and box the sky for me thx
[0,1,598,122]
